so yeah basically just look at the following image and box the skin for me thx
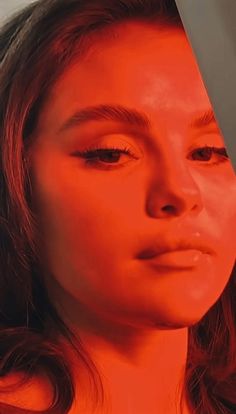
[27,21,236,413]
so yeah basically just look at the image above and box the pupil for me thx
[195,148,212,160]
[100,151,120,163]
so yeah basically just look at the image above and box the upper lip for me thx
[137,235,216,259]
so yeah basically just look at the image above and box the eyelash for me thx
[73,144,229,170]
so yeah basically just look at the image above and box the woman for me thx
[0,0,235,413]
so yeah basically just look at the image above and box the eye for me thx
[72,144,139,169]
[189,145,229,165]
[71,143,230,170]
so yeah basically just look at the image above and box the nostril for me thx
[162,205,175,212]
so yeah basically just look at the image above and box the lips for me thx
[145,249,206,269]
[137,234,216,260]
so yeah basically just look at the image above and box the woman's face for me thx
[30,21,236,330]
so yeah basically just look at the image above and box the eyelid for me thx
[76,135,144,156]
[71,132,229,161]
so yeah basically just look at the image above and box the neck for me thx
[59,311,189,413]
[87,328,188,413]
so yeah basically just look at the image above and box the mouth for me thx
[142,249,210,270]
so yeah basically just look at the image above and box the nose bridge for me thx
[146,138,203,218]
[160,146,192,183]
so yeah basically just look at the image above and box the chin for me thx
[142,305,213,330]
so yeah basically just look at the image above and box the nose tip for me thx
[147,190,202,219]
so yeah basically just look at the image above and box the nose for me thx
[146,158,203,219]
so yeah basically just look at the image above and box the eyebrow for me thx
[57,104,217,134]
[189,108,217,129]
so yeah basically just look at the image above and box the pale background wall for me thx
[0,0,34,22]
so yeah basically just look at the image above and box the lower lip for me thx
[146,249,208,269]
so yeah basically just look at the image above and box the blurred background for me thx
[0,0,34,21]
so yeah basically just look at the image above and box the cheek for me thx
[203,172,236,239]
[217,185,236,246]
[214,185,236,280]
[31,168,129,277]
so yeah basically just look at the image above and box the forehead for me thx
[38,21,212,136]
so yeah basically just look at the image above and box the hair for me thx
[0,0,235,412]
